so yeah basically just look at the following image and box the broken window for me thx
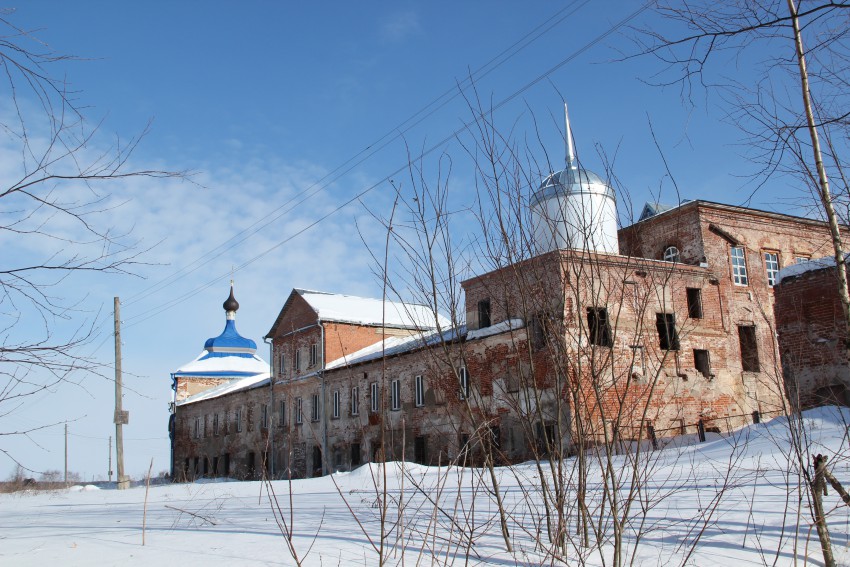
[414,436,427,465]
[694,349,711,378]
[459,367,470,400]
[529,313,548,351]
[686,288,703,319]
[656,313,680,351]
[587,307,613,347]
[738,325,760,372]
[478,299,491,328]
[350,442,361,467]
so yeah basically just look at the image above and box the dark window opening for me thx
[587,307,613,347]
[686,288,703,319]
[459,433,470,461]
[738,325,760,372]
[312,446,323,477]
[212,456,219,477]
[414,436,427,465]
[529,313,548,351]
[694,349,711,378]
[536,422,556,456]
[351,443,361,467]
[656,313,680,351]
[223,454,230,477]
[478,299,491,329]
[247,452,256,479]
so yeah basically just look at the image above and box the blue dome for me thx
[203,319,258,354]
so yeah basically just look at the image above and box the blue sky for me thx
[2,2,817,479]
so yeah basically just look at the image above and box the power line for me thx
[123,2,653,330]
[121,1,591,313]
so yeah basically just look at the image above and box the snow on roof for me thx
[177,373,270,406]
[173,350,270,377]
[325,325,464,370]
[776,255,844,285]
[297,289,451,330]
[466,318,524,340]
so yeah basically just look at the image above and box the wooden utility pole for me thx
[64,423,68,486]
[114,297,129,489]
[108,436,113,482]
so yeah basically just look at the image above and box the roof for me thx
[173,350,270,377]
[530,167,613,208]
[296,288,451,329]
[776,255,846,285]
[626,199,835,229]
[203,319,258,353]
[639,201,681,221]
[177,373,270,406]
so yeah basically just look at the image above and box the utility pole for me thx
[108,436,113,482]
[114,297,129,489]
[64,423,68,486]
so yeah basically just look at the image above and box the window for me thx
[279,352,286,376]
[310,343,320,367]
[686,288,703,319]
[213,413,220,436]
[235,408,243,432]
[194,416,201,439]
[459,367,470,400]
[260,404,268,429]
[295,397,303,424]
[414,375,425,407]
[311,393,320,421]
[478,299,491,329]
[731,246,748,285]
[278,399,286,427]
[294,349,301,371]
[351,443,362,467]
[351,386,359,415]
[587,307,613,347]
[370,382,379,413]
[796,256,810,264]
[663,245,680,263]
[332,390,340,419]
[694,349,711,378]
[529,313,548,351]
[414,436,427,465]
[764,252,780,286]
[391,379,401,411]
[738,325,760,372]
[656,313,680,351]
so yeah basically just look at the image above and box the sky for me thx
[0,2,826,479]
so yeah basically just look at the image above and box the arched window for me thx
[663,245,680,263]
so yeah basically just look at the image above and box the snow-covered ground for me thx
[3,408,850,566]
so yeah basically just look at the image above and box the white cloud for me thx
[380,11,421,43]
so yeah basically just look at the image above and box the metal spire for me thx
[565,102,577,170]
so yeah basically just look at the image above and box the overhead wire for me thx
[122,1,653,331]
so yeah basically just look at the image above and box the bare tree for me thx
[0,14,181,464]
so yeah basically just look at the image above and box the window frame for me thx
[332,390,340,419]
[351,386,359,416]
[655,312,680,351]
[693,349,711,378]
[414,375,425,407]
[260,403,268,429]
[459,367,470,400]
[213,413,220,436]
[278,398,286,428]
[370,381,379,413]
[235,408,243,432]
[663,245,680,263]
[279,352,286,376]
[295,397,303,424]
[763,251,780,286]
[310,343,320,367]
[730,246,749,286]
[294,348,301,372]
[738,325,760,372]
[477,298,491,329]
[686,288,703,319]
[390,379,401,411]
[311,393,320,422]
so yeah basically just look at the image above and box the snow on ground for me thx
[3,408,850,566]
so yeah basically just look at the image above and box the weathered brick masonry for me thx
[172,200,842,479]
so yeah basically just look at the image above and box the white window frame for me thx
[332,390,340,419]
[415,375,425,407]
[351,386,359,415]
[459,367,470,400]
[391,379,401,411]
[663,245,680,263]
[370,381,379,413]
[295,397,303,424]
[311,393,320,422]
[260,403,268,429]
[764,251,780,286]
[731,246,748,286]
[310,343,320,367]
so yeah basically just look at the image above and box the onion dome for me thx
[223,285,240,314]
[202,284,257,356]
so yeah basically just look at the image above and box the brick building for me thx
[170,197,842,480]
[773,257,850,409]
